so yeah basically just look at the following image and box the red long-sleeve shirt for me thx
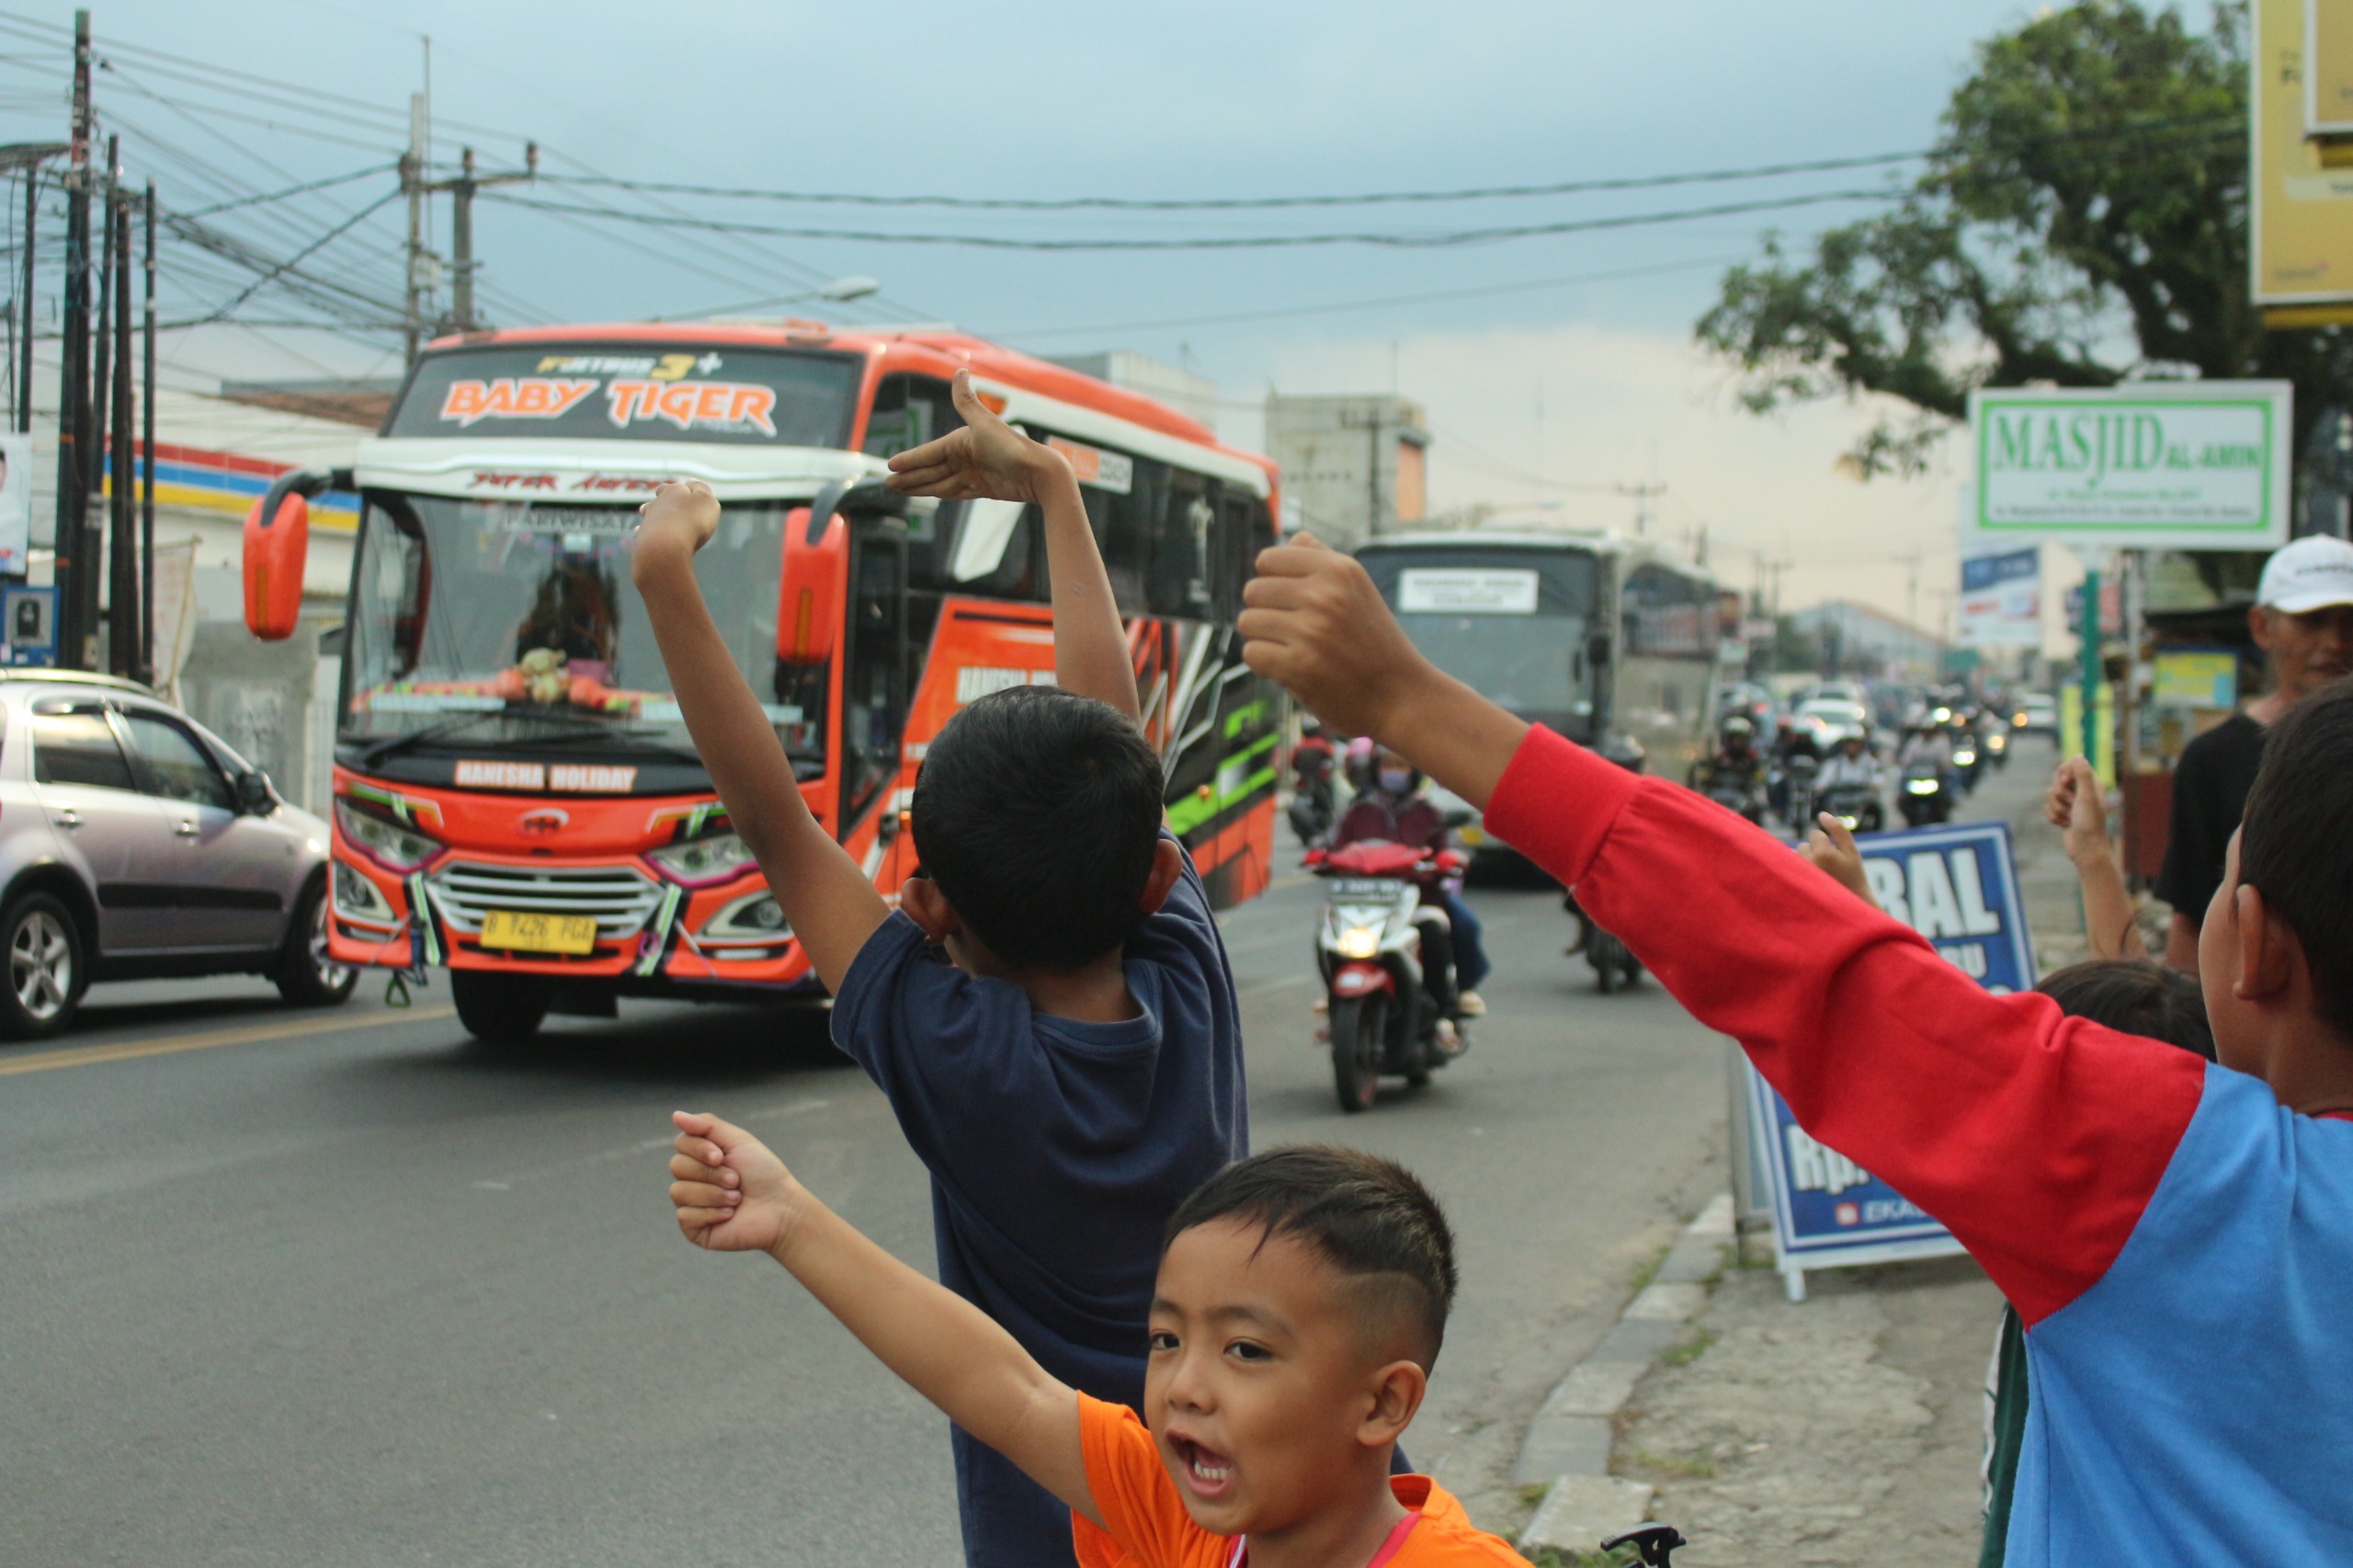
[1486,724,2198,1324]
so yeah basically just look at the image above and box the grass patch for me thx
[1626,1445,1717,1481]
[1628,1244,1668,1294]
[1660,1329,1717,1369]
[1517,1482,1552,1510]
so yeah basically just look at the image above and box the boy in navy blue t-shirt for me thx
[631,369,1245,1568]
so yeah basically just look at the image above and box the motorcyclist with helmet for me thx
[1329,746,1489,1017]
[1812,726,1884,830]
[1692,714,1769,824]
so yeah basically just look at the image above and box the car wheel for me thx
[0,891,84,1040]
[452,971,551,1043]
[274,878,358,1006]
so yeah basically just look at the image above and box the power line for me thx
[176,162,397,219]
[526,111,2243,212]
[482,186,1896,252]
[542,151,1925,212]
[992,256,1734,339]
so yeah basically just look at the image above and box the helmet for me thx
[1721,715,1756,747]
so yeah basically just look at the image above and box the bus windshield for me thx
[384,343,861,447]
[341,494,826,776]
[1357,545,1600,739]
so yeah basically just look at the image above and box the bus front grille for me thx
[425,861,666,940]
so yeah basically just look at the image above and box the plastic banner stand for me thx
[1739,819,2036,1301]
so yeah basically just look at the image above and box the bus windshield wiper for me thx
[353,706,686,767]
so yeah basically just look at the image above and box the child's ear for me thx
[1137,838,1185,915]
[2232,882,2300,1005]
[900,877,963,943]
[1356,1359,1427,1449]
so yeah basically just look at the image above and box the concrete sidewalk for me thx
[1577,746,2123,1566]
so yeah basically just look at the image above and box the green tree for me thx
[1698,0,2337,479]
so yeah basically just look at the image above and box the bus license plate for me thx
[479,910,597,955]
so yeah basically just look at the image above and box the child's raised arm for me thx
[630,482,891,992]
[2044,754,2148,962]
[887,370,1142,722]
[665,1110,1100,1528]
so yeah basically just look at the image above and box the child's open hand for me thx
[667,1109,800,1256]
[883,369,1068,506]
[631,480,721,583]
[2044,756,2109,867]
[1802,812,1881,911]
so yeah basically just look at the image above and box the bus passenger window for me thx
[942,498,1044,602]
[1150,472,1216,618]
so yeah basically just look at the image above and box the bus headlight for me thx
[648,832,758,887]
[335,800,443,874]
[332,858,396,922]
[703,891,790,939]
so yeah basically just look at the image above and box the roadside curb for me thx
[1516,1193,1733,1557]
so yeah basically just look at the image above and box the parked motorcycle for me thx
[1898,762,1955,826]
[1308,840,1469,1113]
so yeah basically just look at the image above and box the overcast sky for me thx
[1,0,2189,624]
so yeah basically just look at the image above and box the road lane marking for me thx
[471,1096,835,1191]
[0,1006,459,1076]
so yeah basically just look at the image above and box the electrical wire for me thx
[992,256,1735,339]
[482,186,1896,252]
[525,110,2241,212]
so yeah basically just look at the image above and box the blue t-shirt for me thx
[830,832,1247,1568]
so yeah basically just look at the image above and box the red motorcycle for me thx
[1306,840,1471,1113]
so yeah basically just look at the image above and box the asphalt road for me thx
[4,835,1733,1567]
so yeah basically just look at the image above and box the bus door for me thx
[840,526,910,877]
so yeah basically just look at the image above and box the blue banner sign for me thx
[1744,819,2033,1300]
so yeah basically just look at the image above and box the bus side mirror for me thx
[1586,631,1612,668]
[243,479,316,642]
[778,505,847,665]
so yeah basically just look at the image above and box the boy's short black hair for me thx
[2037,960,2215,1062]
[1165,1145,1458,1370]
[911,685,1165,971]
[2238,676,2353,1040]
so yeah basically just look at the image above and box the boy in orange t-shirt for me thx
[666,1120,1524,1568]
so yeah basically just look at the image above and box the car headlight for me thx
[648,832,759,886]
[1336,925,1382,959]
[335,799,444,873]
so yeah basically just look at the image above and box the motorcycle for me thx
[1697,763,1768,825]
[1778,751,1821,831]
[1813,779,1884,834]
[1898,762,1954,826]
[1308,840,1469,1113]
[1984,725,2010,770]
[1574,733,1646,993]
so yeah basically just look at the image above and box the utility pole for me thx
[428,142,536,335]
[78,131,115,669]
[140,177,154,683]
[17,164,37,436]
[52,8,92,670]
[108,176,131,678]
[1617,480,1665,539]
[400,93,431,364]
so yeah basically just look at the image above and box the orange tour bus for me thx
[243,323,1283,1042]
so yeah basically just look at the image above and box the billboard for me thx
[1957,547,2041,649]
[2257,0,2353,308]
[2308,0,2353,137]
[1968,383,2292,550]
[1745,820,2034,1300]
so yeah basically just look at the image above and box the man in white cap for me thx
[2154,534,2353,970]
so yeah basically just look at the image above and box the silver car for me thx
[0,669,352,1040]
